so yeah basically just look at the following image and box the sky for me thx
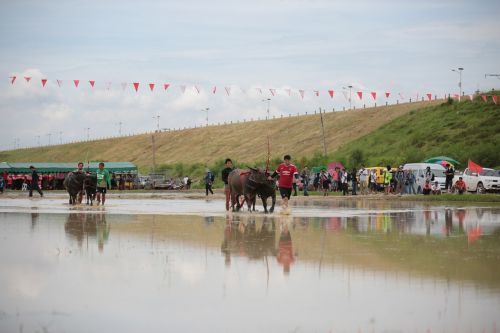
[1,0,499,150]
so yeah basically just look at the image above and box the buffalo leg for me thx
[261,196,268,214]
[269,193,276,213]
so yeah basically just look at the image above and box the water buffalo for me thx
[63,173,97,205]
[228,168,276,213]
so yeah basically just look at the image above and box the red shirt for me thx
[276,163,298,189]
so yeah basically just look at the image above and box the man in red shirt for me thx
[454,177,467,195]
[269,155,298,210]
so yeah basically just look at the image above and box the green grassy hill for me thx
[331,92,500,169]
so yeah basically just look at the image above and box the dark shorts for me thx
[97,187,107,194]
[279,187,292,199]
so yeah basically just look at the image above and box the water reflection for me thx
[64,213,110,252]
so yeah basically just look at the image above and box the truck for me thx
[457,168,500,194]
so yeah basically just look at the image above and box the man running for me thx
[73,162,86,203]
[96,162,111,205]
[29,166,43,197]
[268,155,298,211]
[221,158,234,211]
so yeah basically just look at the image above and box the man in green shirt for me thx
[96,162,111,205]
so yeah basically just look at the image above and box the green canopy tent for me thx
[311,166,327,174]
[4,162,138,174]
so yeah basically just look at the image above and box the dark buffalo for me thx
[228,168,276,213]
[63,173,97,205]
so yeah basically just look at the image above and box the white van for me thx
[403,163,447,193]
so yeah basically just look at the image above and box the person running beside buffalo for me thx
[268,155,298,212]
[29,166,43,198]
[221,158,234,211]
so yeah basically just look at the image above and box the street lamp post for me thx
[202,108,209,126]
[47,133,52,146]
[116,122,123,135]
[153,116,160,132]
[343,85,353,109]
[452,67,464,101]
[85,128,90,141]
[36,135,40,147]
[59,131,63,145]
[262,98,271,119]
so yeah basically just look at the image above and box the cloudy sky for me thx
[1,0,499,150]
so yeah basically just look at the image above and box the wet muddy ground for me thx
[1,193,499,332]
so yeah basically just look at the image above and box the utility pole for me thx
[153,116,160,132]
[201,108,209,126]
[59,131,63,144]
[116,122,123,135]
[452,67,464,101]
[47,133,52,146]
[343,85,353,110]
[319,108,327,156]
[151,134,156,174]
[262,98,271,119]
[36,135,40,147]
[85,128,90,141]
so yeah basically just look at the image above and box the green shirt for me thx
[96,169,111,188]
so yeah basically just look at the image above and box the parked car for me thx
[403,163,446,193]
[456,168,500,193]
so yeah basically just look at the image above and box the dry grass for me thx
[0,101,439,171]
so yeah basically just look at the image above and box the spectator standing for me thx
[313,173,320,191]
[405,170,417,195]
[221,158,234,211]
[395,166,405,195]
[358,167,368,195]
[0,175,4,193]
[341,169,349,195]
[320,169,329,196]
[204,169,215,196]
[29,166,43,197]
[444,164,455,193]
[300,166,310,196]
[383,166,392,195]
[350,168,358,195]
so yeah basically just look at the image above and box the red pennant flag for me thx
[481,95,487,102]
[56,80,63,87]
[398,93,404,99]
[328,90,334,98]
[9,76,16,84]
[285,88,291,96]
[269,88,276,96]
[212,86,217,94]
[299,90,305,99]
[73,80,80,88]
[121,82,127,91]
[41,79,47,87]
[314,90,319,97]
[89,80,95,88]
[468,160,483,174]
[256,87,263,95]
[194,85,200,94]
[385,92,390,98]
[493,95,498,105]
[180,85,186,94]
[24,76,32,83]
[225,86,231,96]
[149,83,155,91]
[133,82,140,92]
[164,83,170,91]
[371,92,377,100]
[426,93,432,101]
[357,91,363,100]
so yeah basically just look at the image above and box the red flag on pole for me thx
[41,79,47,87]
[328,90,334,98]
[385,92,390,98]
[212,86,217,94]
[24,76,32,83]
[481,95,487,102]
[164,83,170,91]
[371,92,377,100]
[89,80,95,88]
[493,96,498,105]
[225,86,231,96]
[314,90,319,97]
[468,160,483,174]
[56,80,63,87]
[299,90,305,99]
[357,91,363,100]
[426,93,432,101]
[269,88,276,96]
[9,76,16,84]
[149,83,155,91]
[133,82,140,92]
[73,80,80,88]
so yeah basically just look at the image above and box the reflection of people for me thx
[65,213,109,252]
[277,222,295,275]
[445,209,453,236]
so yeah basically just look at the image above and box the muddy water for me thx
[1,199,500,332]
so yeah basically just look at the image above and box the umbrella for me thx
[327,161,345,170]
[438,160,454,168]
[423,156,460,165]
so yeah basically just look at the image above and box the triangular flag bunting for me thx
[385,92,390,98]
[371,92,377,100]
[73,80,80,88]
[194,85,200,94]
[269,88,276,96]
[285,88,291,96]
[328,90,334,98]
[41,79,47,87]
[299,90,305,99]
[493,95,498,105]
[121,82,127,91]
[89,80,95,88]
[133,82,140,92]
[212,86,216,94]
[24,76,32,83]
[180,85,186,94]
[164,83,170,91]
[149,83,155,92]
[342,91,349,101]
[398,93,404,99]
[256,88,263,94]
[426,93,432,101]
[481,95,487,102]
[357,91,363,100]
[225,86,231,96]
[468,160,483,174]
[9,76,16,84]
[56,80,63,87]
[314,90,319,97]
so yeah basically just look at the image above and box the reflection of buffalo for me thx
[221,216,276,266]
[64,213,109,252]
[63,173,97,205]
[228,168,276,213]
